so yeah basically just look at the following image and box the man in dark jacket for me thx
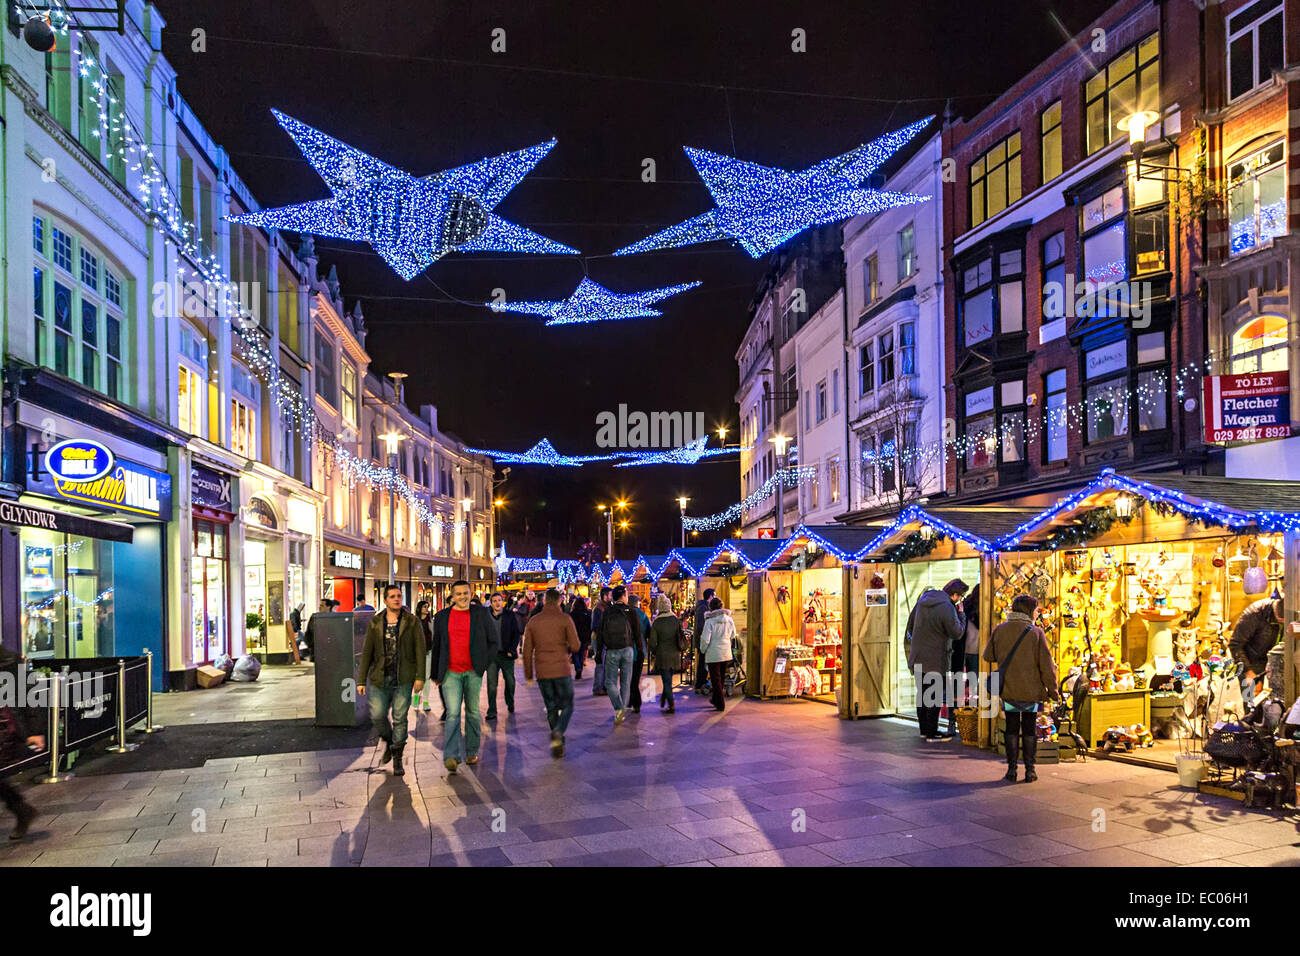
[431,580,499,773]
[906,578,968,741]
[357,585,426,776]
[594,585,642,725]
[485,591,522,720]
[0,647,43,838]
[692,588,715,692]
[1230,597,1284,704]
[590,586,612,696]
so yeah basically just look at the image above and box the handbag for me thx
[1205,727,1266,768]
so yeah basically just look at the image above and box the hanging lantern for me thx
[920,524,935,542]
[1113,494,1135,519]
[1244,566,1269,595]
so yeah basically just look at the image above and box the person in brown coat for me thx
[983,593,1059,783]
[522,588,581,758]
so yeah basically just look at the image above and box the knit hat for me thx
[654,594,672,615]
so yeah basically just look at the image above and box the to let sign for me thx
[1203,371,1292,443]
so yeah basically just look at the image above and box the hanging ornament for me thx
[488,277,700,325]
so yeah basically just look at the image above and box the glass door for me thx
[191,519,230,664]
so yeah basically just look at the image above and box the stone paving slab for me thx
[2,669,1289,867]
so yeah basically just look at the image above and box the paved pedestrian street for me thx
[3,672,1297,867]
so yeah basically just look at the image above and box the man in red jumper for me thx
[430,580,498,773]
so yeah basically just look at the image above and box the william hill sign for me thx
[29,440,173,521]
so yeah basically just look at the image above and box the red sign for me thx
[1203,371,1291,443]
[756,528,775,539]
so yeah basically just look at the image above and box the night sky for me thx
[152,0,1113,556]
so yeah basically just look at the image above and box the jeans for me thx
[604,646,635,711]
[538,676,576,736]
[441,669,483,760]
[658,667,675,708]
[485,654,516,714]
[367,677,413,748]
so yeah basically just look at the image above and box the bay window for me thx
[1229,142,1285,255]
[859,343,874,396]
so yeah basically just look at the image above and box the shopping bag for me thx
[592,661,606,696]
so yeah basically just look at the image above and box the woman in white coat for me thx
[698,597,736,711]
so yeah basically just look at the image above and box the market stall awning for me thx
[630,555,668,580]
[657,546,717,578]
[991,468,1300,550]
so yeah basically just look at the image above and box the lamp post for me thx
[379,429,405,597]
[770,434,790,538]
[461,497,474,586]
[677,496,689,549]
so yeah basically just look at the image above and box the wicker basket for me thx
[955,706,978,745]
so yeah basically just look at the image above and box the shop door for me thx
[191,520,230,665]
[759,570,795,697]
[846,564,895,717]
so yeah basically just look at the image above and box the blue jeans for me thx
[368,678,413,748]
[538,676,575,736]
[441,669,483,760]
[485,654,516,714]
[604,646,635,711]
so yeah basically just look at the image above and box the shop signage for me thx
[756,528,775,539]
[30,451,172,522]
[964,386,994,417]
[45,440,114,483]
[1085,341,1127,380]
[191,465,233,512]
[331,549,362,570]
[246,497,278,530]
[0,500,133,542]
[429,564,455,578]
[1203,372,1291,443]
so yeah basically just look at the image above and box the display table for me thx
[1078,688,1151,748]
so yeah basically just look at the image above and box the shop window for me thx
[864,253,879,305]
[1229,142,1286,255]
[1228,0,1284,102]
[1136,332,1168,432]
[191,520,229,665]
[1085,33,1159,156]
[1041,100,1062,183]
[1041,231,1066,343]
[897,222,916,282]
[20,528,114,659]
[1230,314,1288,373]
[878,330,895,387]
[859,343,874,396]
[1085,378,1129,442]
[970,132,1021,227]
[1045,369,1068,462]
[965,413,996,470]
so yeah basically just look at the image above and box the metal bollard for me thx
[106,659,138,754]
[39,671,71,784]
[142,649,164,733]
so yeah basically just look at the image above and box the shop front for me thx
[413,559,458,611]
[6,408,176,689]
[190,462,238,663]
[324,541,365,611]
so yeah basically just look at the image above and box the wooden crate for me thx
[1078,689,1151,748]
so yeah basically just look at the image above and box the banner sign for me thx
[1203,371,1291,443]
[192,466,234,512]
[29,446,172,522]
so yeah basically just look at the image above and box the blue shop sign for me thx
[45,440,115,483]
[29,446,173,522]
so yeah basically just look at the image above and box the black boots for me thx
[392,745,405,777]
[1003,731,1019,782]
[381,738,393,764]
[9,801,37,840]
[1022,732,1037,783]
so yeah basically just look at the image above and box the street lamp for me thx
[770,434,790,538]
[677,495,689,549]
[717,425,729,446]
[1118,110,1178,183]
[379,429,405,597]
[461,497,474,585]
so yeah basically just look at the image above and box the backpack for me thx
[602,606,632,648]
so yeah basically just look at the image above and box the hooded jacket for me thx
[984,611,1058,704]
[522,605,581,681]
[698,607,736,664]
[906,589,964,677]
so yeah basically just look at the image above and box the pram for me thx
[702,636,746,698]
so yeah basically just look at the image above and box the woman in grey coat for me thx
[905,578,968,741]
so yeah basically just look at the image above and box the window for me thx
[899,421,919,487]
[1086,378,1130,442]
[804,391,811,431]
[961,257,994,347]
[963,385,996,470]
[103,70,126,185]
[859,439,876,499]
[1230,314,1288,373]
[1041,231,1066,342]
[879,429,896,493]
[32,216,43,255]
[81,300,98,390]
[859,343,874,396]
[1041,101,1062,183]
[178,365,204,437]
[370,425,381,461]
[970,132,1022,226]
[808,472,819,510]
[897,223,916,282]
[341,364,358,426]
[1080,185,1128,304]
[832,368,839,414]
[315,335,338,407]
[104,270,121,309]
[782,366,797,414]
[231,397,256,457]
[878,330,895,387]
[1229,142,1286,255]
[899,322,916,376]
[1085,33,1159,156]
[52,227,72,272]
[816,380,827,424]
[53,282,72,378]
[1228,0,1284,101]
[998,250,1024,333]
[1045,369,1068,463]
[829,456,840,504]
[864,254,879,305]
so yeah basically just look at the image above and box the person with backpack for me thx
[984,593,1058,783]
[593,585,641,725]
[645,594,687,713]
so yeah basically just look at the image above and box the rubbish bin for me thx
[313,610,373,727]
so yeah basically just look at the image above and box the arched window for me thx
[1230,315,1288,373]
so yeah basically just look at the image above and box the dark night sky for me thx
[152,0,1113,556]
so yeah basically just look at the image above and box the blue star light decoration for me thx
[464,438,617,467]
[227,110,576,280]
[614,436,739,467]
[614,117,933,258]
[487,277,701,326]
